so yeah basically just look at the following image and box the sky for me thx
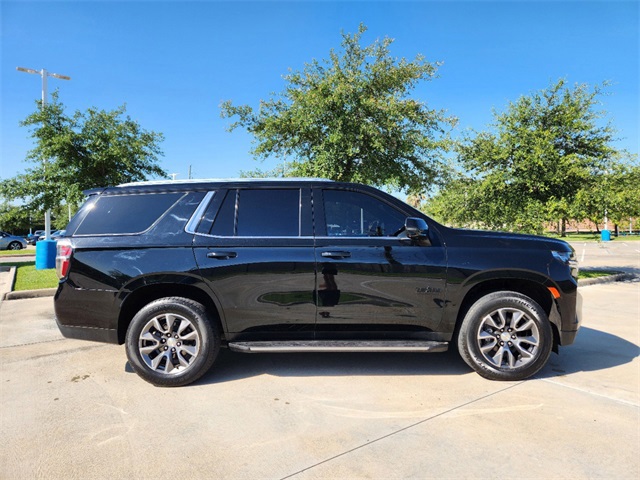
[1,0,638,185]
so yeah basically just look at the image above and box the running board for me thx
[228,340,449,353]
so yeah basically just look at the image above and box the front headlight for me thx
[552,250,579,279]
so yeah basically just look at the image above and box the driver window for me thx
[323,190,405,237]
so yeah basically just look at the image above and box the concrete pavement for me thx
[0,279,638,479]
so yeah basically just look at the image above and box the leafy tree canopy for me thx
[428,79,636,234]
[221,23,457,193]
[1,92,167,214]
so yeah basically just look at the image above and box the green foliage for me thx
[0,202,34,234]
[574,160,640,229]
[1,93,167,214]
[430,79,634,234]
[222,24,456,193]
[13,262,58,291]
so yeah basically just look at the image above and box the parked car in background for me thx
[37,230,67,242]
[27,230,45,245]
[0,231,27,250]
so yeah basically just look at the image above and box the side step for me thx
[228,340,449,354]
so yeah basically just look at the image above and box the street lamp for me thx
[16,66,71,241]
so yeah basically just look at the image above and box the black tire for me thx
[457,291,552,381]
[125,297,219,387]
[8,241,23,250]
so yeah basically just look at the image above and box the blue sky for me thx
[1,0,638,184]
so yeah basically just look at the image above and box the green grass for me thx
[546,232,640,241]
[12,262,59,291]
[578,269,621,279]
[0,249,35,256]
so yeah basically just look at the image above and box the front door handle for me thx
[207,251,237,260]
[321,251,351,259]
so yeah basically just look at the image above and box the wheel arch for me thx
[452,278,560,351]
[117,283,224,345]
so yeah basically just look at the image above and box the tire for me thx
[457,291,552,381]
[125,297,220,387]
[8,241,23,251]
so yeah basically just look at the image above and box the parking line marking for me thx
[280,382,525,479]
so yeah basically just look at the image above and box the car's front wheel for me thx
[7,241,23,250]
[457,291,553,381]
[125,297,219,387]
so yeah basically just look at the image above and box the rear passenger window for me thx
[209,189,300,237]
[238,189,300,237]
[75,193,183,235]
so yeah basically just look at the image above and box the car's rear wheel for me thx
[7,241,23,250]
[125,297,219,387]
[457,291,552,381]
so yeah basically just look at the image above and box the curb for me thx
[578,272,636,287]
[3,288,58,301]
[0,265,56,301]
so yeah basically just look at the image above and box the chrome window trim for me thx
[185,191,216,234]
[193,233,315,240]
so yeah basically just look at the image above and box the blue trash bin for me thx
[35,240,57,270]
[601,229,611,242]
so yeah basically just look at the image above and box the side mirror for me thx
[405,217,429,239]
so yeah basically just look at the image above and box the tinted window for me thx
[237,189,300,237]
[75,193,183,235]
[209,190,236,236]
[323,190,405,237]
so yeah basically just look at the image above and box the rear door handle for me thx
[321,251,351,259]
[207,251,237,260]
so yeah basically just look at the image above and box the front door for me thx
[314,188,447,339]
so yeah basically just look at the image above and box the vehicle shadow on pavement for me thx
[539,326,639,379]
[188,324,639,385]
[194,349,472,385]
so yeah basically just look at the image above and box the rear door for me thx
[313,187,447,339]
[193,187,317,341]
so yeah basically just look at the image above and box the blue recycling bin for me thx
[601,229,611,242]
[35,240,57,270]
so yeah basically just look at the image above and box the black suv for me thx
[54,179,581,386]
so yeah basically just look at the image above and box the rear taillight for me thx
[56,240,73,279]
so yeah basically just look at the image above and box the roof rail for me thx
[117,177,335,187]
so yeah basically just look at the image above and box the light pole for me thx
[16,66,71,241]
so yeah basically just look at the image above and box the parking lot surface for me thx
[0,276,638,479]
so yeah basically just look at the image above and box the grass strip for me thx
[578,269,621,279]
[0,249,35,257]
[13,262,59,291]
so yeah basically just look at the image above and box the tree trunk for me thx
[561,218,567,237]
[614,224,619,237]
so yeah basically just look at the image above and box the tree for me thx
[221,23,456,193]
[573,159,640,234]
[1,93,167,216]
[432,79,629,235]
[0,203,36,234]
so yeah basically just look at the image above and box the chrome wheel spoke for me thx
[180,330,198,341]
[140,344,159,355]
[151,351,169,370]
[179,344,197,357]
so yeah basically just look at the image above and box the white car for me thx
[0,231,27,250]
